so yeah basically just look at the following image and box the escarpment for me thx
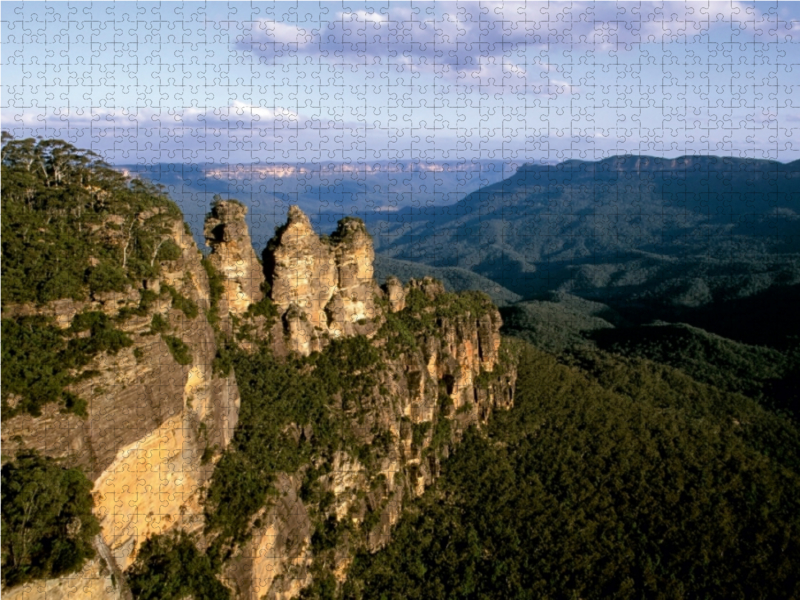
[2,171,240,597]
[2,171,518,600]
[208,207,518,599]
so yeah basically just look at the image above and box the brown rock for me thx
[383,276,406,312]
[264,207,379,355]
[204,199,265,316]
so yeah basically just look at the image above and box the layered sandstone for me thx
[1,212,240,593]
[2,202,518,600]
[264,207,379,355]
[226,274,518,599]
[204,199,265,317]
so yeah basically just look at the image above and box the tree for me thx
[1,451,100,587]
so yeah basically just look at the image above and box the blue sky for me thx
[2,1,799,165]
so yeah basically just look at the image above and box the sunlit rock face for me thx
[264,207,379,355]
[1,201,517,600]
[231,273,518,600]
[1,212,241,599]
[204,199,265,317]
[383,276,406,312]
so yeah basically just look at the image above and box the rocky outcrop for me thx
[204,199,265,317]
[2,202,518,600]
[265,207,379,355]
[227,268,518,598]
[1,212,240,589]
[383,276,406,312]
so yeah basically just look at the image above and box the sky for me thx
[2,1,799,166]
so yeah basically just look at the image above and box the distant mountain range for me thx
[364,155,800,310]
[134,155,800,341]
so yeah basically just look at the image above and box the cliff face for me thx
[2,201,518,600]
[219,208,518,599]
[224,278,517,598]
[265,207,379,355]
[1,211,240,596]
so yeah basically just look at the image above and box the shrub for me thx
[162,335,193,365]
[156,239,183,262]
[86,262,128,294]
[150,313,169,334]
[163,285,199,319]
[125,530,229,600]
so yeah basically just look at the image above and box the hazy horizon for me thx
[4,1,799,166]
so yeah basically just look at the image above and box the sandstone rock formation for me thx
[204,199,265,317]
[383,276,406,312]
[2,201,518,600]
[264,207,379,355]
[225,271,517,599]
[2,211,240,596]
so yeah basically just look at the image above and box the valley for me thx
[2,138,799,599]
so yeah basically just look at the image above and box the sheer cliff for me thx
[1,143,518,600]
[200,203,518,598]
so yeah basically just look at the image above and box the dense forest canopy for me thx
[1,133,183,306]
[1,134,190,418]
[1,451,100,588]
[344,346,800,600]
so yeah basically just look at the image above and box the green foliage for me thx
[133,347,144,363]
[1,451,100,588]
[377,284,495,358]
[300,566,338,600]
[428,415,452,452]
[1,135,183,306]
[411,422,431,449]
[86,262,128,294]
[161,335,193,366]
[162,284,198,319]
[211,339,235,378]
[592,322,800,419]
[125,530,229,600]
[403,287,493,325]
[150,313,169,334]
[2,313,131,418]
[245,282,279,321]
[370,156,800,300]
[2,317,74,417]
[156,238,182,262]
[204,336,383,545]
[500,292,618,353]
[65,311,133,365]
[379,311,419,358]
[346,346,800,599]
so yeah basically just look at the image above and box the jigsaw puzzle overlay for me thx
[2,2,799,599]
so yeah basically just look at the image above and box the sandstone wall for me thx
[264,207,379,355]
[226,274,518,599]
[1,214,240,594]
[1,205,518,600]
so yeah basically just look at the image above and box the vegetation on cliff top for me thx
[1,312,133,418]
[1,134,183,307]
